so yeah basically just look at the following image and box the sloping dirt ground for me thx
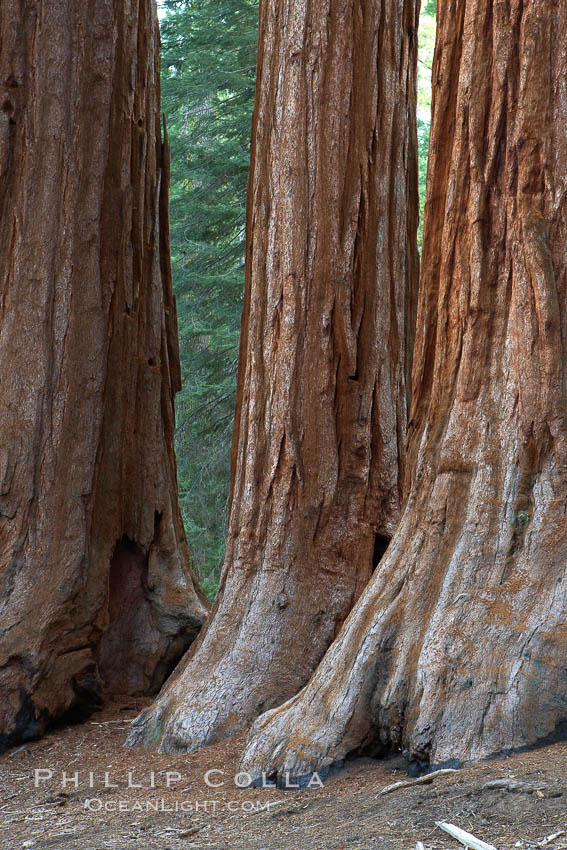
[1,698,567,850]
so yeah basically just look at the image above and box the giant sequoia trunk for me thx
[127,0,419,752]
[0,0,208,752]
[240,0,567,779]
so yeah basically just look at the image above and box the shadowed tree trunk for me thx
[0,0,209,752]
[239,0,567,781]
[127,0,419,753]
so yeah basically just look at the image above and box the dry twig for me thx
[379,768,458,795]
[539,831,566,847]
[435,821,497,850]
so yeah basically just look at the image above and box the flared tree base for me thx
[240,470,567,782]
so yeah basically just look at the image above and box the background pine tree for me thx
[160,0,258,596]
[417,1,436,250]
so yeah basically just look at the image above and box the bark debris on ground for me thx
[2,699,567,849]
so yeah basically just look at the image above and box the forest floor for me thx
[1,698,567,850]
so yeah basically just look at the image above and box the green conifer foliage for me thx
[417,2,436,250]
[160,0,258,596]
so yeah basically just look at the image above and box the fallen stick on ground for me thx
[539,830,566,847]
[379,768,458,795]
[248,799,287,815]
[435,821,497,850]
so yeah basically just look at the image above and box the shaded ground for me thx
[1,699,567,849]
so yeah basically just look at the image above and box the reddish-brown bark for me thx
[0,0,208,752]
[240,0,567,780]
[127,0,419,753]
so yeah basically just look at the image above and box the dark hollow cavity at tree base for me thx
[96,535,200,698]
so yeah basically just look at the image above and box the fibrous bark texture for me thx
[240,0,567,780]
[127,0,419,753]
[0,0,208,752]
